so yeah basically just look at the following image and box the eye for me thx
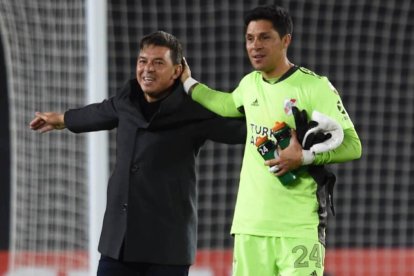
[246,36,254,43]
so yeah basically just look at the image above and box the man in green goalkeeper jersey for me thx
[181,4,362,276]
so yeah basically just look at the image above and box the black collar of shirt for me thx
[128,79,185,122]
[263,65,299,84]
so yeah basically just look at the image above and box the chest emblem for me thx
[283,98,297,115]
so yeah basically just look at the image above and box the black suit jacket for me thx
[64,79,246,265]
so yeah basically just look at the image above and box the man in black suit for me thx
[30,31,246,276]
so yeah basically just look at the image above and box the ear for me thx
[172,63,183,80]
[282,34,292,49]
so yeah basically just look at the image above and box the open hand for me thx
[29,112,65,133]
[265,130,303,176]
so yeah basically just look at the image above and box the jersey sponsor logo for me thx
[249,123,272,145]
[284,98,297,115]
[251,98,259,106]
[310,271,318,276]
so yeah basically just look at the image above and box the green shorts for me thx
[233,234,325,276]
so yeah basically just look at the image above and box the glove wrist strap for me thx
[183,77,199,95]
[302,150,315,165]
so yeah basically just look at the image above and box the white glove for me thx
[303,111,344,154]
[183,77,199,94]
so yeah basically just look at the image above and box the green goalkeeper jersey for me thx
[191,66,361,241]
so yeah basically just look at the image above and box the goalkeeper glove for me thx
[292,106,338,216]
[292,107,344,165]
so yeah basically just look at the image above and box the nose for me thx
[247,37,262,51]
[252,38,262,49]
[144,62,155,72]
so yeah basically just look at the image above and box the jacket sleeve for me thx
[199,116,246,144]
[64,96,119,133]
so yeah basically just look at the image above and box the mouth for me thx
[142,76,155,85]
[251,54,265,62]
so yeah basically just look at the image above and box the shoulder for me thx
[110,79,143,107]
[182,93,217,118]
[170,83,217,119]
[240,71,261,83]
[236,71,262,91]
[293,67,335,90]
[295,67,326,82]
[114,79,139,97]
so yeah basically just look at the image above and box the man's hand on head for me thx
[180,57,191,83]
[181,58,199,94]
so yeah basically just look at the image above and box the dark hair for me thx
[244,5,293,38]
[139,31,183,65]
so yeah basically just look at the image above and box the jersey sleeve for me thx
[305,76,362,164]
[313,127,362,164]
[306,76,355,130]
[191,83,245,117]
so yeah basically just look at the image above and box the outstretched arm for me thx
[29,112,65,133]
[30,98,119,134]
[181,58,244,118]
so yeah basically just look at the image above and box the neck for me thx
[262,59,293,80]
[143,88,172,103]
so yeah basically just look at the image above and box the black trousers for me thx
[97,255,190,276]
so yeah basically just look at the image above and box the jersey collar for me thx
[262,65,299,84]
